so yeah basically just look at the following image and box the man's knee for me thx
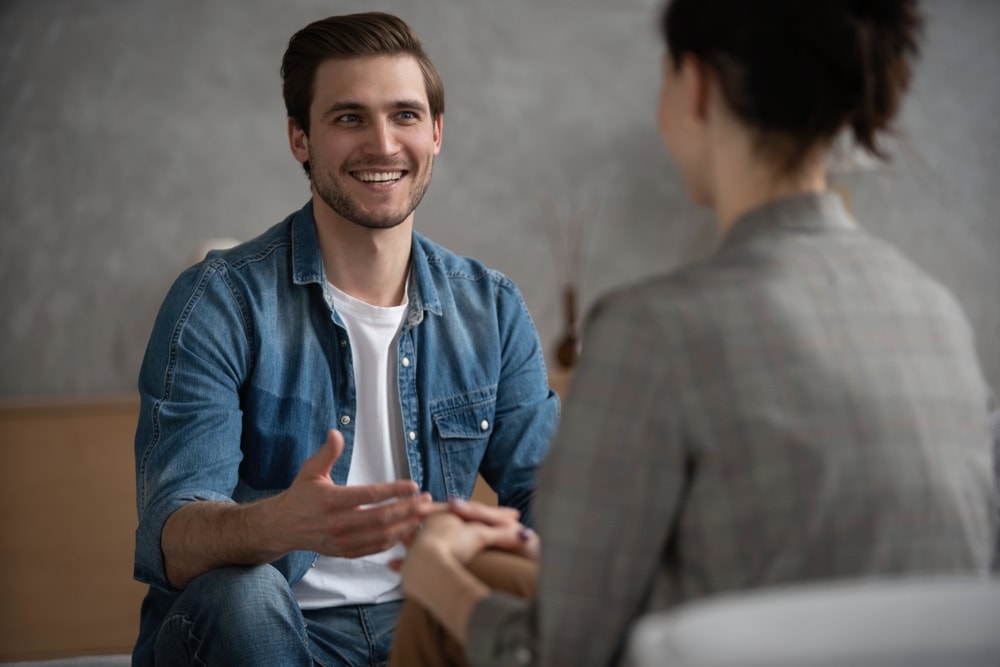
[185,564,294,615]
[154,566,308,666]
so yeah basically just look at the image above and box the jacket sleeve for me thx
[133,261,250,591]
[479,275,560,528]
[468,291,687,666]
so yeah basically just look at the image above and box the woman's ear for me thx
[682,55,713,124]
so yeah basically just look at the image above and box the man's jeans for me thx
[152,565,402,666]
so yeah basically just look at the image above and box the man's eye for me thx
[397,111,418,121]
[337,114,361,124]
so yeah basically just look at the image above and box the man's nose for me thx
[365,118,400,155]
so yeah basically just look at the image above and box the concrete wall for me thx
[1,0,998,399]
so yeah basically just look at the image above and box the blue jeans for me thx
[151,565,402,667]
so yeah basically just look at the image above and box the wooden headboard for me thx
[0,394,146,661]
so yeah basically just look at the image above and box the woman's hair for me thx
[661,0,923,172]
[281,12,444,174]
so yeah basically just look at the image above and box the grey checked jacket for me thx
[467,191,997,667]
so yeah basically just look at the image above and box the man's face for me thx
[295,55,443,230]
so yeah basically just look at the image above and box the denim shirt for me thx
[133,201,558,607]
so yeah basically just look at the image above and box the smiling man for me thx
[131,13,559,667]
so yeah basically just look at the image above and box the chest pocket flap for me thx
[432,397,496,443]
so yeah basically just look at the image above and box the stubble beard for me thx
[311,154,434,231]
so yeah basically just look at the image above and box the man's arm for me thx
[161,429,438,587]
[481,278,561,526]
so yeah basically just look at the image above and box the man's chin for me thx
[343,207,411,230]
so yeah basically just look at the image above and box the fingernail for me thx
[518,527,533,541]
[448,496,466,507]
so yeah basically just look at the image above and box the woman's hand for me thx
[390,511,500,645]
[389,500,541,646]
[444,497,540,561]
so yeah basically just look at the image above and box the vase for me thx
[555,284,581,369]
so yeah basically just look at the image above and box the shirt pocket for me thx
[431,393,496,498]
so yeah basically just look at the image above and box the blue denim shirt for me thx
[132,202,558,635]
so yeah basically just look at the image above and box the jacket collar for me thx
[721,190,857,250]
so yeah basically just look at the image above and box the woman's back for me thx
[537,190,996,663]
[391,3,998,666]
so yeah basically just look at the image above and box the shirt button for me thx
[480,420,489,431]
[408,431,416,441]
[401,357,410,367]
[340,415,351,426]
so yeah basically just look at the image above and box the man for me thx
[132,12,558,666]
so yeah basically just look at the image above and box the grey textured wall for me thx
[1,0,998,400]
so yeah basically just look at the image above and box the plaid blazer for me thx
[467,191,997,667]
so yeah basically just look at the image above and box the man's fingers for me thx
[319,491,431,542]
[333,480,421,509]
[447,497,521,526]
[325,510,427,558]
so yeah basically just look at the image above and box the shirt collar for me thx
[289,200,442,320]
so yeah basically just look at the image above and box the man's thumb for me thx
[300,429,343,479]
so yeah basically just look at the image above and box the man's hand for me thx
[442,497,540,561]
[162,429,440,587]
[271,429,441,558]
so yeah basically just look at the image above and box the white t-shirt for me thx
[293,282,411,608]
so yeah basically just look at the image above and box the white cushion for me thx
[624,575,1000,667]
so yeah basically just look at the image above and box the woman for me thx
[390,1,998,665]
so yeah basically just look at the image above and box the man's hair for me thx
[281,11,444,137]
[661,0,923,173]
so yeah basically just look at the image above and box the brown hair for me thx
[281,12,445,175]
[661,0,923,173]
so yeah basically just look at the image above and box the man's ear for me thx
[288,118,309,165]
[432,113,443,155]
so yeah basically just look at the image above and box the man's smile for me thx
[352,170,405,184]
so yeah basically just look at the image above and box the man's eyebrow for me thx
[321,99,429,121]
[321,101,366,121]
[391,99,429,113]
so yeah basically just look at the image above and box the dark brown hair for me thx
[281,12,445,175]
[661,0,923,172]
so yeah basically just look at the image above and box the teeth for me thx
[355,171,402,183]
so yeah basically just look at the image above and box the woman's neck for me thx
[709,121,827,236]
[716,165,826,236]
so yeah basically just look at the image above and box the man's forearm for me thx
[161,497,290,587]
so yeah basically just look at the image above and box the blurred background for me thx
[1,0,998,400]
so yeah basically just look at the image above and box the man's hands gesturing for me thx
[272,429,441,558]
[161,429,441,587]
